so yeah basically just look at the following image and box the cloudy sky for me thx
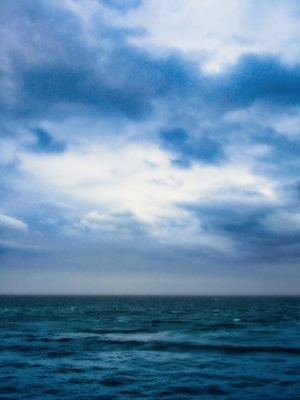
[1,0,300,294]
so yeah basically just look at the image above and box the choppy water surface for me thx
[1,296,300,399]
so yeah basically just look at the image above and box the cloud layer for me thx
[1,0,300,294]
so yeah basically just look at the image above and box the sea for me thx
[0,296,300,400]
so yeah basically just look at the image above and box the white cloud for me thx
[115,0,300,71]
[20,142,268,209]
[0,214,28,233]
[18,140,277,249]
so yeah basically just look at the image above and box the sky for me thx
[1,0,300,295]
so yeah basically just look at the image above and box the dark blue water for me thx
[1,296,300,399]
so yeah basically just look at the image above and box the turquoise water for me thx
[1,296,300,399]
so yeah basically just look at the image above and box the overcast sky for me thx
[1,0,300,294]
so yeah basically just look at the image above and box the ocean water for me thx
[0,296,300,399]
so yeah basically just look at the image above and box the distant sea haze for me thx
[1,295,300,399]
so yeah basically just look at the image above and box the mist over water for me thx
[1,296,300,399]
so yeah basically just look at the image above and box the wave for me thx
[3,336,300,357]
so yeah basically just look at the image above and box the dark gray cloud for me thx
[2,0,300,147]
[27,127,66,154]
[5,43,198,123]
[0,0,198,123]
[207,53,300,112]
[183,196,300,263]
[2,2,300,171]
[252,126,300,160]
[159,128,225,167]
[2,1,300,126]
